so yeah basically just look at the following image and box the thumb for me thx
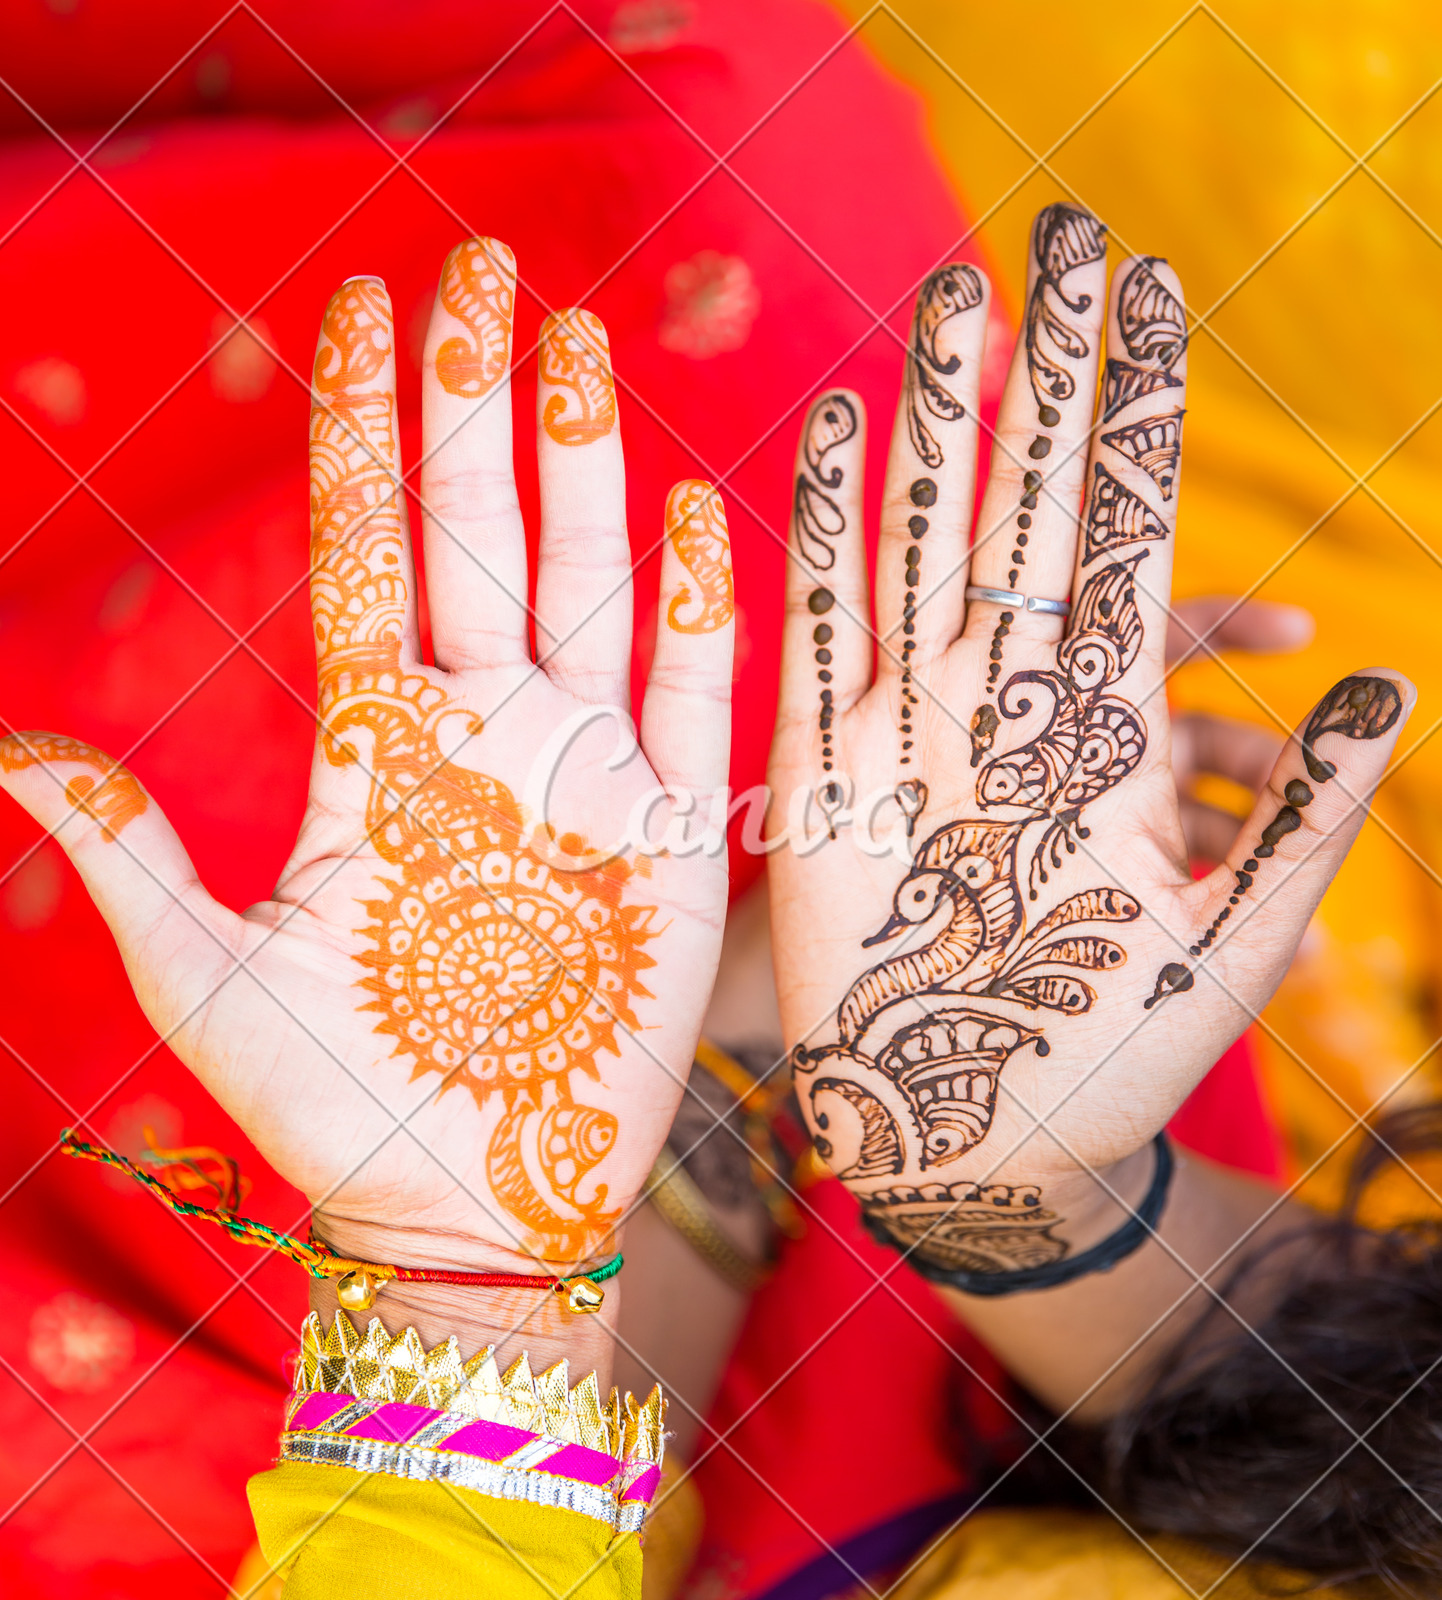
[1163,671,1413,997]
[0,731,240,1009]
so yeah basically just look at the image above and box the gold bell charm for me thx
[565,1277,605,1314]
[336,1270,379,1312]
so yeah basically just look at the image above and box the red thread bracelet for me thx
[330,1252,624,1314]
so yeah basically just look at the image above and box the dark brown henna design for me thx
[984,210,1104,681]
[1186,778,1315,957]
[969,702,1001,766]
[1100,411,1184,501]
[895,778,929,839]
[796,809,1139,1169]
[978,555,1149,897]
[899,477,934,768]
[1117,257,1186,368]
[794,394,856,572]
[794,393,857,778]
[810,1074,905,1179]
[813,617,836,774]
[1024,205,1107,418]
[1102,360,1183,421]
[1101,260,1186,428]
[861,1180,1067,1273]
[906,266,984,468]
[902,473,934,768]
[799,485,1151,1172]
[1083,462,1169,565]
[1301,676,1404,782]
[1147,676,1403,1004]
[1143,962,1195,1011]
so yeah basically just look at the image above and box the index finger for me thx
[310,275,419,712]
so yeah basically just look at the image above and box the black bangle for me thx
[870,1133,1175,1297]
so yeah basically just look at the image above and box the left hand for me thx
[766,209,1412,1269]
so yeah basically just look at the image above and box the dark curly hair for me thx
[1108,1106,1442,1594]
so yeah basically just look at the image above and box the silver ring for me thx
[965,584,1071,617]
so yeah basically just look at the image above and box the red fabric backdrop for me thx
[0,4,1277,1596]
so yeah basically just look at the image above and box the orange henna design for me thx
[539,309,617,446]
[665,479,733,634]
[434,237,516,400]
[311,278,655,1261]
[0,734,147,841]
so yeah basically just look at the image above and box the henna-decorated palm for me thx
[769,206,1413,1269]
[0,240,735,1270]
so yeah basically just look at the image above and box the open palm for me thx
[1,238,734,1271]
[768,207,1411,1270]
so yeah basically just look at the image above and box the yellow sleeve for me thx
[243,1312,664,1600]
[890,1508,1346,1600]
[247,1462,640,1600]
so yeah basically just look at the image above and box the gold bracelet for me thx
[645,1147,770,1294]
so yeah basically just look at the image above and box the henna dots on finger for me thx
[899,476,935,767]
[1145,676,1404,1008]
[794,393,857,775]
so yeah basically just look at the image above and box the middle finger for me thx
[964,204,1108,674]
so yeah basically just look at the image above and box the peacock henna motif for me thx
[311,276,656,1260]
[665,479,733,634]
[539,308,617,446]
[0,734,148,841]
[434,237,516,400]
[796,532,1151,1268]
[1146,676,1403,1007]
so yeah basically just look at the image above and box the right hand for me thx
[1,240,735,1291]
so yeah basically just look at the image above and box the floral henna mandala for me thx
[311,278,656,1259]
[0,734,148,841]
[434,237,516,400]
[665,480,733,634]
[539,309,617,446]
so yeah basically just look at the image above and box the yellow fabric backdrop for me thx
[835,0,1442,1207]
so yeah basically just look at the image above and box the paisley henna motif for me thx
[434,237,516,400]
[665,479,733,634]
[311,275,655,1260]
[0,734,148,841]
[540,308,617,446]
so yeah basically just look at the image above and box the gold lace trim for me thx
[294,1311,664,1463]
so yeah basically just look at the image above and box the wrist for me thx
[308,1273,619,1389]
[1030,1144,1161,1253]
[856,1140,1168,1283]
[309,1210,618,1276]
[306,1213,623,1386]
